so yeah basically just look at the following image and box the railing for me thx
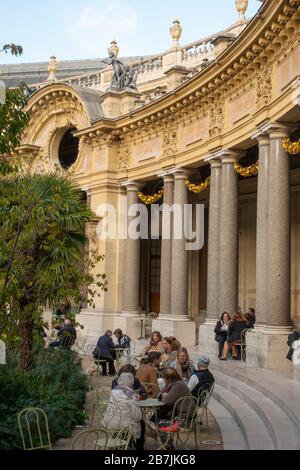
[30,21,249,92]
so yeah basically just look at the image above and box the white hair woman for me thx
[102,372,145,450]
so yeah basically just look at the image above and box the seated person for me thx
[114,329,131,350]
[246,308,256,328]
[155,368,196,421]
[161,337,182,368]
[112,364,148,400]
[49,319,77,349]
[160,337,172,368]
[244,313,255,329]
[94,330,116,376]
[136,351,161,397]
[187,355,215,398]
[214,312,231,359]
[221,313,248,360]
[140,331,163,357]
[102,372,145,450]
[170,348,194,382]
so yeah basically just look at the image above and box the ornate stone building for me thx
[11,0,300,374]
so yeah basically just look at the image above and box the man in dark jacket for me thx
[187,355,215,399]
[50,319,77,349]
[94,330,116,376]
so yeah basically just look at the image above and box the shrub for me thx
[0,349,88,450]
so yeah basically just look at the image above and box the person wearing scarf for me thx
[102,372,145,450]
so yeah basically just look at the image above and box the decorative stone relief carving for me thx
[86,218,101,255]
[118,138,130,169]
[162,122,178,158]
[256,65,273,109]
[209,96,225,138]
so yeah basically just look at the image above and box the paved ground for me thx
[54,355,223,451]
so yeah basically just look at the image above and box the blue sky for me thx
[1,0,261,64]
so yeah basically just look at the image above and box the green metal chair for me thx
[196,382,215,426]
[18,407,52,451]
[241,329,251,363]
[91,385,112,412]
[90,401,109,428]
[156,396,199,450]
[85,345,107,376]
[71,427,132,450]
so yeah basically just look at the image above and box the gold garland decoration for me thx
[137,189,164,205]
[282,138,300,155]
[185,177,211,194]
[234,161,259,178]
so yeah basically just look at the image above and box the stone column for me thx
[170,168,190,317]
[122,181,143,313]
[206,157,222,319]
[266,124,294,328]
[159,173,174,316]
[247,123,296,371]
[253,131,270,326]
[218,150,241,315]
[118,180,144,339]
[153,168,195,346]
[198,155,222,356]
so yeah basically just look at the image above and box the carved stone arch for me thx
[23,83,104,175]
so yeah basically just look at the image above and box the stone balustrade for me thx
[30,21,248,95]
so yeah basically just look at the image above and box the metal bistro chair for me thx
[156,396,199,451]
[73,329,89,355]
[90,400,110,428]
[241,329,251,363]
[18,407,52,451]
[91,385,112,413]
[71,427,132,451]
[85,345,107,376]
[197,383,215,427]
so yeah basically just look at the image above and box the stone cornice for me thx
[85,0,298,131]
[24,0,300,149]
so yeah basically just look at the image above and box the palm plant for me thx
[0,173,107,369]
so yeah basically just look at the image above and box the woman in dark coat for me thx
[221,313,248,360]
[214,312,231,358]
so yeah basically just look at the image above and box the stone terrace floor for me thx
[54,353,223,451]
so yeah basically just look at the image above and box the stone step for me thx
[209,397,248,450]
[213,383,275,450]
[213,368,300,450]
[210,360,300,435]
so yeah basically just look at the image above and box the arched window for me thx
[58,128,79,170]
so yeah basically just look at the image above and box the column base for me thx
[198,319,219,357]
[117,311,145,341]
[76,309,117,347]
[294,364,300,383]
[152,316,196,346]
[246,326,294,372]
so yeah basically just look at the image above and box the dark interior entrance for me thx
[58,128,79,170]
[149,239,161,314]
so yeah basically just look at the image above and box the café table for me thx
[137,398,165,421]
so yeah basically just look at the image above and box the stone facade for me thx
[11,0,300,374]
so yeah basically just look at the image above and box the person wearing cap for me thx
[187,355,215,398]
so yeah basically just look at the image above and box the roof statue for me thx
[103,40,143,91]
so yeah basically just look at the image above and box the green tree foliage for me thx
[0,43,29,174]
[0,88,29,158]
[0,349,88,450]
[0,174,107,369]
